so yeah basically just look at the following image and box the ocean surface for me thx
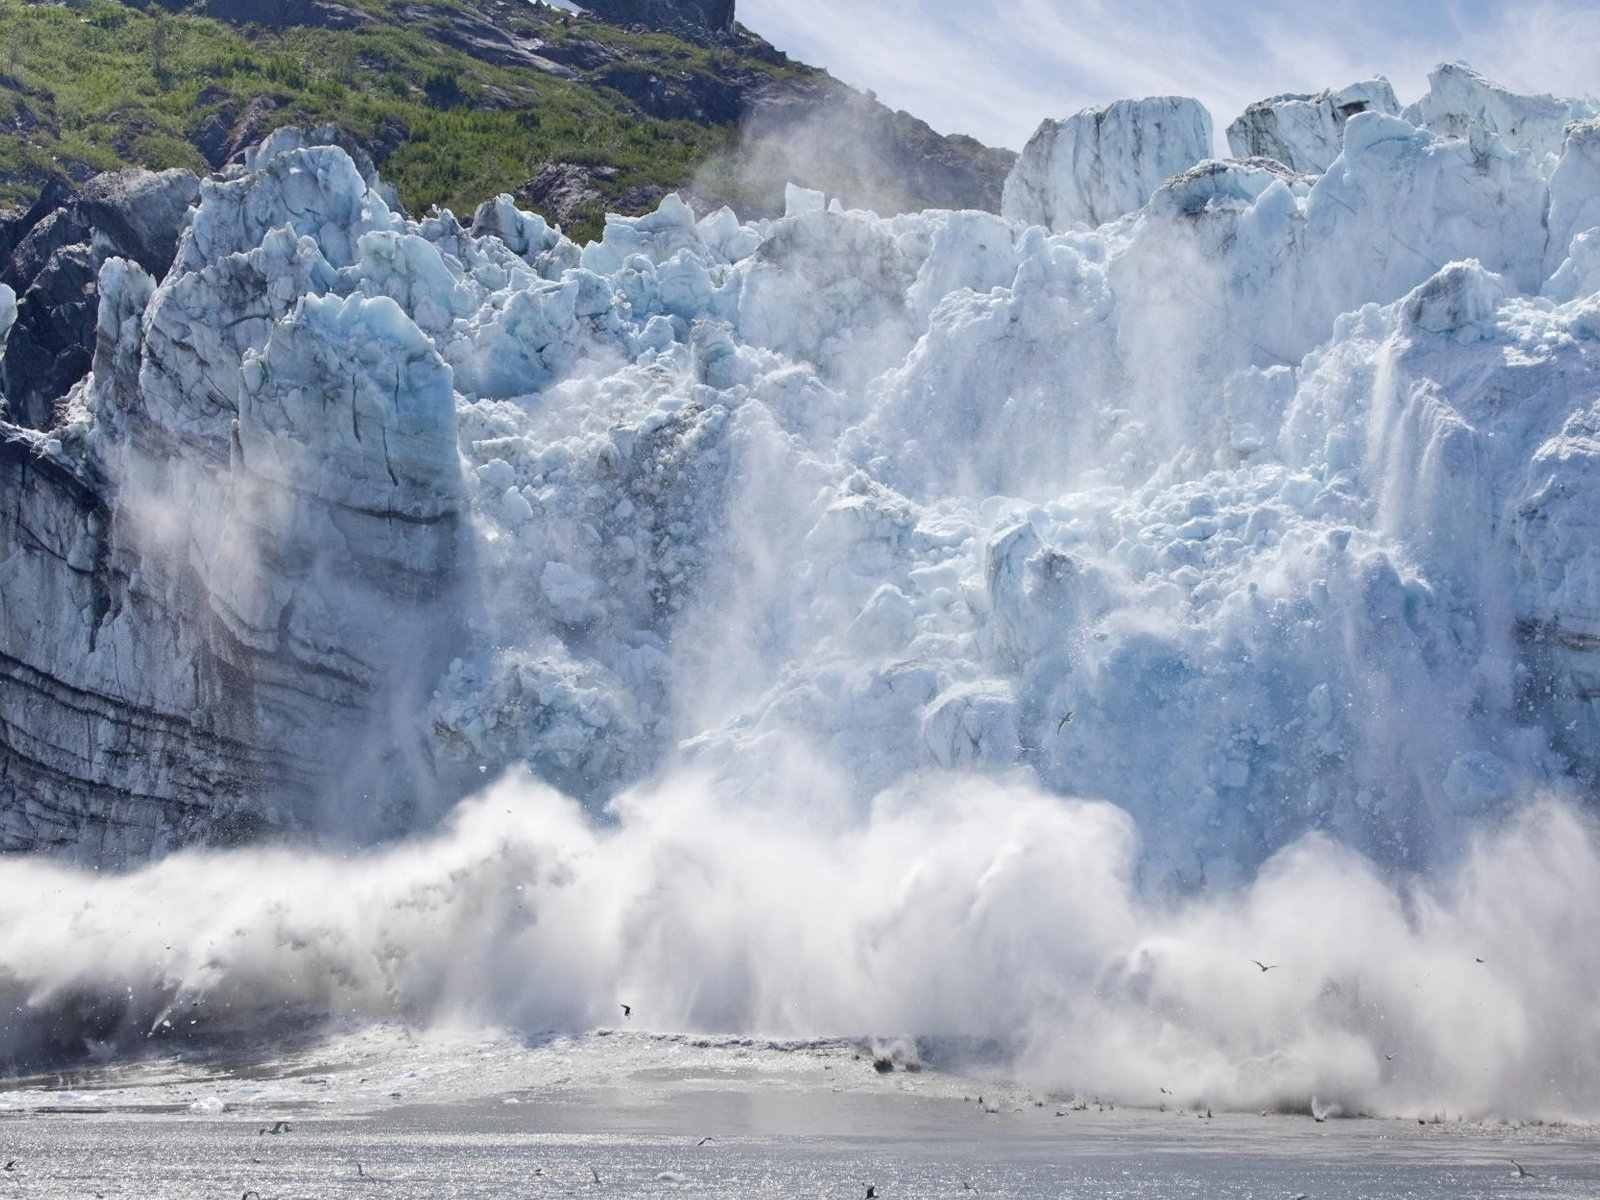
[2,1029,1594,1198]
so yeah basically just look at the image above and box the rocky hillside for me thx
[0,0,1013,240]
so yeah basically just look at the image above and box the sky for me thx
[734,0,1600,151]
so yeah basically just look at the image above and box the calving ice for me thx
[2,61,1600,1120]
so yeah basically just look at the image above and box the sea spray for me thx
[3,773,1598,1119]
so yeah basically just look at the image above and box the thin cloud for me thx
[1456,2,1600,103]
[735,0,1598,153]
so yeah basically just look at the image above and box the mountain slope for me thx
[0,0,1013,241]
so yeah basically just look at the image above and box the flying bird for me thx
[696,1136,714,1146]
[1056,711,1075,733]
[1510,1160,1532,1177]
[1252,960,1280,972]
[621,1003,632,1018]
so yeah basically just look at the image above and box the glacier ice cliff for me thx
[1225,79,1401,174]
[1001,96,1214,231]
[2,65,1600,890]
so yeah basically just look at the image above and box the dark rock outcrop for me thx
[0,168,199,430]
[224,95,281,163]
[149,0,370,30]
[516,161,617,227]
[581,0,734,38]
[593,60,752,124]
[77,168,201,279]
[534,37,619,72]
[397,4,577,75]
[1,240,95,429]
[192,109,237,169]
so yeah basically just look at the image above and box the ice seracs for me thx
[1405,61,1595,161]
[1001,96,1212,231]
[0,283,14,357]
[1225,79,1400,174]
[3,62,1600,886]
[1545,118,1600,285]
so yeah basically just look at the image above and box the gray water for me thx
[1,1031,1594,1198]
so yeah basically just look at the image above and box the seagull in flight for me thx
[1056,711,1075,733]
[621,1003,631,1018]
[1252,960,1280,972]
[1510,1159,1532,1177]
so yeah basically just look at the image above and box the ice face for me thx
[1001,96,1214,231]
[5,62,1600,1117]
[1546,118,1600,284]
[1225,79,1402,175]
[1406,61,1596,162]
[10,63,1600,872]
[0,282,14,363]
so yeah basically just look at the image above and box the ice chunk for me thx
[236,291,459,519]
[784,183,826,218]
[181,144,399,272]
[1398,260,1511,339]
[1002,96,1213,230]
[921,680,1019,768]
[471,193,577,279]
[1225,79,1401,174]
[847,584,917,653]
[541,561,598,617]
[1545,118,1600,284]
[1545,229,1600,304]
[0,283,15,360]
[1407,61,1595,161]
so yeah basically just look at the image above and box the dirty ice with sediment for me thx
[5,62,1600,1126]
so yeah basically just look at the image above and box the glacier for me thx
[3,63,1600,1117]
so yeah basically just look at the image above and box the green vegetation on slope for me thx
[0,0,808,239]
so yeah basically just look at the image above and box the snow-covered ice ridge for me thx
[5,62,1600,877]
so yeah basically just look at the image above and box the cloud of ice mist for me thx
[3,770,1598,1120]
[691,80,1006,222]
